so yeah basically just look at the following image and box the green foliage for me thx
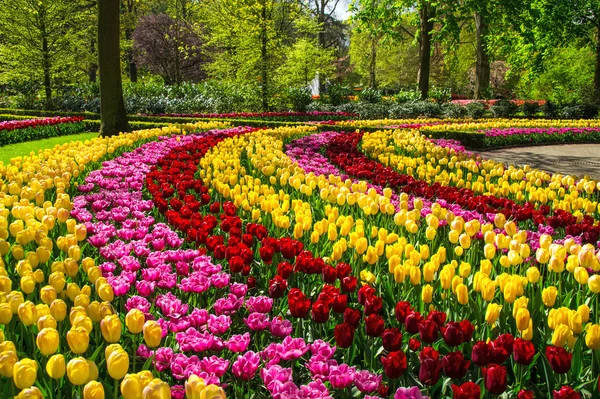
[358,87,382,103]
[284,87,313,112]
[521,101,540,116]
[0,0,94,99]
[465,102,486,118]
[276,39,336,88]
[395,89,421,103]
[490,99,518,117]
[324,84,351,106]
[521,47,595,105]
[442,103,467,118]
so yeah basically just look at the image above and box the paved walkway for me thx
[478,144,600,179]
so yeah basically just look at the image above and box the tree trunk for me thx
[98,0,129,137]
[42,35,52,102]
[595,25,600,103]
[89,38,98,83]
[369,37,377,89]
[260,0,269,111]
[126,29,138,82]
[474,11,490,99]
[418,1,433,100]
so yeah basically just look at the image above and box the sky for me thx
[333,0,353,21]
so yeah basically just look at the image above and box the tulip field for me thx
[2,117,600,399]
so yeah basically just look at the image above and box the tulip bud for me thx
[13,358,38,389]
[101,314,122,343]
[552,324,572,347]
[67,357,89,386]
[17,301,37,326]
[121,373,143,399]
[515,308,530,331]
[421,284,433,304]
[0,303,12,324]
[87,360,99,383]
[46,354,65,379]
[142,378,171,399]
[542,286,558,307]
[83,380,105,399]
[143,321,163,348]
[585,324,600,350]
[485,303,502,325]
[456,283,469,305]
[0,349,18,377]
[588,275,600,293]
[67,326,90,354]
[15,386,43,399]
[185,374,207,399]
[125,309,145,335]
[107,349,129,380]
[36,328,59,356]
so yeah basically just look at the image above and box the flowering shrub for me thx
[1,117,600,399]
[0,116,86,145]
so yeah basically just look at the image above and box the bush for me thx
[429,86,452,103]
[358,87,382,104]
[306,101,335,113]
[353,103,388,119]
[335,102,359,114]
[325,84,351,106]
[285,87,313,112]
[521,101,540,117]
[490,99,518,117]
[466,102,486,118]
[388,104,420,119]
[412,101,442,118]
[442,103,467,118]
[394,89,420,104]
[542,100,557,118]
[561,103,599,119]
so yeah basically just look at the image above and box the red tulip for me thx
[409,338,421,351]
[459,319,474,342]
[442,351,470,379]
[259,245,275,263]
[364,296,382,316]
[344,307,361,328]
[358,285,375,305]
[482,363,507,395]
[546,346,572,374]
[311,301,330,323]
[322,266,337,283]
[365,314,385,337]
[268,276,287,298]
[441,322,464,347]
[277,261,294,279]
[334,323,355,348]
[418,319,438,343]
[427,310,447,327]
[518,389,534,399]
[395,301,412,323]
[494,334,514,355]
[331,294,347,314]
[405,311,422,334]
[452,382,480,399]
[336,262,352,279]
[382,328,403,351]
[340,276,357,292]
[553,386,580,399]
[513,338,536,365]
[380,350,407,379]
[471,341,492,366]
[419,353,442,386]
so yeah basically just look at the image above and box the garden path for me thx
[479,144,600,179]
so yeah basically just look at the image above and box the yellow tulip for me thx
[15,387,43,399]
[456,283,468,305]
[143,320,163,348]
[126,309,145,334]
[13,358,38,390]
[421,284,433,304]
[526,267,540,284]
[552,324,572,347]
[0,349,18,377]
[67,326,90,354]
[200,385,226,399]
[585,324,600,350]
[588,275,600,293]
[87,360,99,383]
[101,314,122,343]
[485,303,502,325]
[142,378,171,399]
[107,349,129,380]
[185,374,207,399]
[0,303,12,324]
[84,381,105,399]
[46,354,65,379]
[36,328,59,356]
[17,301,37,326]
[121,373,144,399]
[542,286,558,307]
[67,357,89,386]
[569,311,583,334]
[515,308,530,331]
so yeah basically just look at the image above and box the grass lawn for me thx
[0,132,99,164]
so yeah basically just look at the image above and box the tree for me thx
[277,38,336,87]
[98,0,128,136]
[133,14,207,84]
[201,0,300,111]
[0,0,90,102]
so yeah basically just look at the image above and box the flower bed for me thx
[0,118,599,399]
[138,111,357,122]
[0,116,86,146]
